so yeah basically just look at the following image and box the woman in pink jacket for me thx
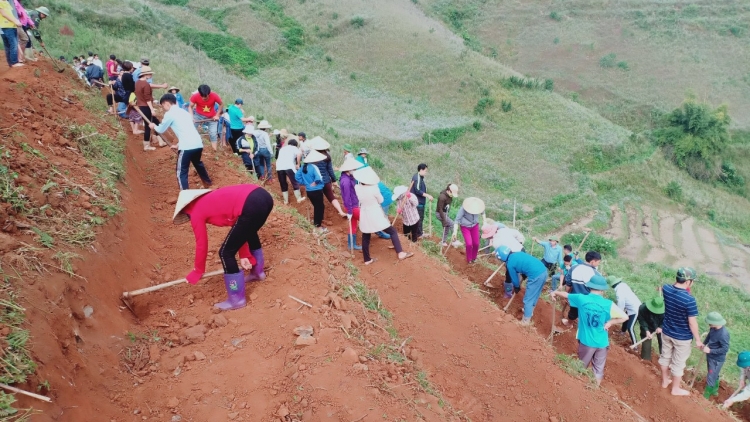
[173,184,273,310]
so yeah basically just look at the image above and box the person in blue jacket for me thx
[375,182,393,239]
[533,235,564,276]
[496,245,549,325]
[295,150,327,234]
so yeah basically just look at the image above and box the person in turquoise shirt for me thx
[533,235,563,276]
[375,182,392,239]
[551,275,627,385]
[355,148,369,167]
[227,99,254,155]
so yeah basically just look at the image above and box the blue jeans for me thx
[193,112,219,142]
[255,148,272,179]
[523,272,548,319]
[1,28,19,67]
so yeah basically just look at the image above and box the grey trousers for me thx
[436,212,454,242]
[706,358,725,388]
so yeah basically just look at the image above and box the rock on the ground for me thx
[277,405,290,417]
[182,325,207,343]
[295,336,316,347]
[293,326,313,337]
[194,351,206,361]
[210,314,228,328]
[352,363,369,372]
[167,397,179,408]
[341,347,359,364]
[182,316,200,327]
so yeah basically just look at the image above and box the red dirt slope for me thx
[0,59,739,422]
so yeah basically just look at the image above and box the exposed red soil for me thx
[0,59,742,422]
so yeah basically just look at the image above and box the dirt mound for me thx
[0,60,739,421]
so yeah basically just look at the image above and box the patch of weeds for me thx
[198,7,229,31]
[474,96,495,114]
[154,0,188,5]
[561,232,617,256]
[369,344,386,359]
[332,12,338,19]
[0,391,33,420]
[502,75,545,90]
[420,239,448,263]
[350,16,365,28]
[350,72,356,80]
[549,11,562,21]
[342,282,391,319]
[176,27,259,76]
[423,123,478,145]
[599,53,617,68]
[0,151,28,213]
[369,156,384,170]
[553,37,560,44]
[416,371,438,395]
[52,251,81,278]
[30,227,54,248]
[501,100,512,113]
[256,0,305,51]
[555,354,596,384]
[665,180,683,201]
[617,61,629,71]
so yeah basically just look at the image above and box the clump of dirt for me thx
[59,25,74,36]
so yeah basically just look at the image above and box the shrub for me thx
[155,0,188,5]
[665,180,683,201]
[652,100,731,182]
[350,16,365,28]
[198,7,229,31]
[423,126,471,144]
[617,61,629,70]
[472,121,482,130]
[176,28,259,76]
[720,161,745,188]
[549,11,562,21]
[502,75,545,90]
[501,100,512,113]
[561,232,617,257]
[599,53,617,68]
[474,97,495,115]
[544,79,554,91]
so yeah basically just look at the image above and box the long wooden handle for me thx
[391,180,415,226]
[629,336,650,349]
[484,263,505,286]
[688,332,709,388]
[576,229,592,253]
[0,383,51,402]
[122,270,224,298]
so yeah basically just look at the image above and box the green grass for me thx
[555,353,597,384]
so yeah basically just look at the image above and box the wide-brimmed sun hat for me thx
[304,150,327,164]
[448,184,459,197]
[173,189,212,225]
[392,185,408,202]
[645,297,665,315]
[738,351,750,368]
[339,156,364,172]
[279,128,289,138]
[585,275,609,291]
[343,144,353,152]
[606,276,623,286]
[462,197,485,215]
[273,129,280,136]
[306,136,330,151]
[358,148,368,155]
[139,65,154,76]
[482,220,497,239]
[167,86,179,92]
[706,312,726,326]
[352,166,380,185]
[258,120,272,129]
[242,124,255,134]
[36,6,50,16]
[481,223,498,239]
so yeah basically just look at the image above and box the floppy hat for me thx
[258,120,272,129]
[306,136,331,151]
[392,185,408,202]
[352,166,380,185]
[645,297,665,314]
[481,223,498,239]
[343,144,353,152]
[304,150,327,164]
[279,129,289,138]
[606,276,622,286]
[585,275,609,291]
[549,235,559,242]
[448,184,459,197]
[738,351,750,368]
[36,6,50,16]
[462,197,485,215]
[273,129,280,136]
[173,189,212,224]
[167,86,179,92]
[247,115,255,122]
[358,148,368,155]
[242,124,255,134]
[339,156,364,172]
[139,65,154,76]
[705,312,726,326]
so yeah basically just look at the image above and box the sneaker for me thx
[296,197,306,203]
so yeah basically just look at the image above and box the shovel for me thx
[39,44,65,73]
[121,270,223,313]
[688,331,709,388]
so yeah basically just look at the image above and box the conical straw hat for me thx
[306,136,331,151]
[173,189,212,224]
[352,166,380,185]
[304,149,327,164]
[462,197,485,215]
[339,156,364,172]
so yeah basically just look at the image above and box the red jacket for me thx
[183,184,259,283]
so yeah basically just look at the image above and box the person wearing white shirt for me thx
[275,139,305,204]
[608,275,643,345]
[150,93,212,190]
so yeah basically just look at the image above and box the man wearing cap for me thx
[227,99,254,155]
[189,84,223,151]
[411,163,433,239]
[496,245,549,325]
[149,94,212,190]
[551,275,628,386]
[172,184,273,311]
[533,235,563,277]
[561,251,602,325]
[659,267,703,396]
[436,184,459,247]
[253,120,273,180]
[607,275,642,345]
[637,296,665,360]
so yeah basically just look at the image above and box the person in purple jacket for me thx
[339,156,364,250]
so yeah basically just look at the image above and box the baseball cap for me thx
[676,267,696,281]
[235,98,244,105]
